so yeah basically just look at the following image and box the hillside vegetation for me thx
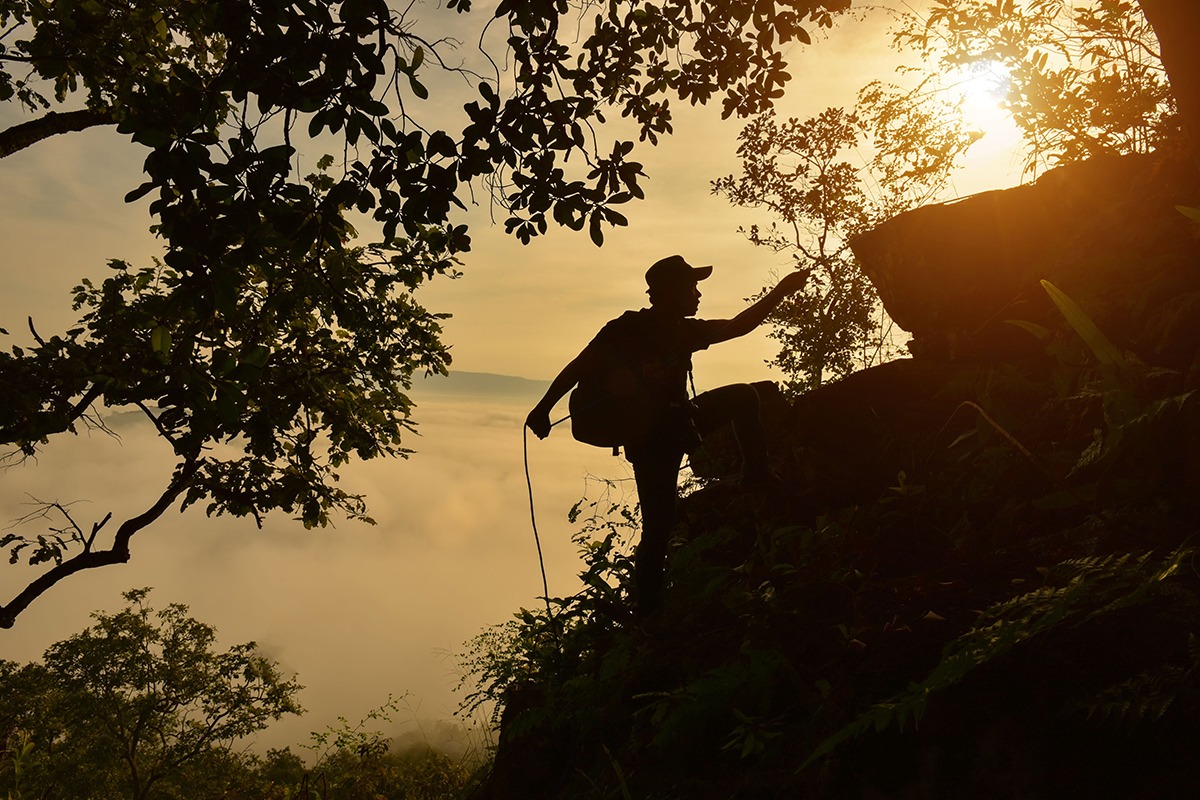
[465,150,1200,799]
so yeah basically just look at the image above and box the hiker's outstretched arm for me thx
[709,269,810,345]
[526,350,591,438]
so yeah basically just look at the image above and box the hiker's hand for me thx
[525,408,552,439]
[778,268,811,294]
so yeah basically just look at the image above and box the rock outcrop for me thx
[852,153,1200,366]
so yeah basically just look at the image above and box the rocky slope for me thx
[469,150,1200,799]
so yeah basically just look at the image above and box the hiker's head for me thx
[646,255,711,315]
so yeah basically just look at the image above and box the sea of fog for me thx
[0,370,639,752]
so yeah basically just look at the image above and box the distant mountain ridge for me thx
[414,370,549,398]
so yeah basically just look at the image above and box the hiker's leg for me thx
[692,383,772,479]
[628,444,683,613]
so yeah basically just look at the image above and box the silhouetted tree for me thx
[717,0,1199,391]
[0,0,852,626]
[0,588,302,799]
[713,89,972,390]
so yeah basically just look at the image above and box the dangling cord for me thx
[522,416,570,638]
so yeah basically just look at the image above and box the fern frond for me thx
[804,546,1198,766]
[1085,664,1190,724]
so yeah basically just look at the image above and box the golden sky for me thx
[0,1,1025,749]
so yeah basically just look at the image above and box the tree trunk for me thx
[1139,0,1200,165]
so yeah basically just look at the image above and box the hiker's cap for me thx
[645,255,713,292]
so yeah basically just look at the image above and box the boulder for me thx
[852,153,1200,366]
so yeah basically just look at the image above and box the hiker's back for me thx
[569,310,692,449]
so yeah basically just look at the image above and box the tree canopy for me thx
[895,0,1178,174]
[0,590,481,798]
[0,0,851,627]
[0,588,302,799]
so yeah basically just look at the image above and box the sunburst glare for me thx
[951,60,1013,135]
[944,59,1025,193]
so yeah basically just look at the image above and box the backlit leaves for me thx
[713,89,971,389]
[893,0,1177,175]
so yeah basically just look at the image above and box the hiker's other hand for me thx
[526,409,552,439]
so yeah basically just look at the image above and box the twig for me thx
[26,316,46,346]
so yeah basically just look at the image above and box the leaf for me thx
[242,345,270,368]
[362,99,389,116]
[409,74,428,100]
[1040,280,1125,372]
[124,181,156,203]
[947,428,976,449]
[131,127,173,148]
[260,144,295,163]
[1176,205,1200,224]
[308,108,328,138]
[151,326,172,359]
[589,211,604,246]
[1005,318,1050,341]
[603,208,628,227]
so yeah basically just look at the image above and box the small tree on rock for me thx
[713,87,974,392]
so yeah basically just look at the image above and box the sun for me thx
[943,59,1027,193]
[950,60,1014,134]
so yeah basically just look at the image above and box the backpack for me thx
[568,358,657,449]
[567,310,697,452]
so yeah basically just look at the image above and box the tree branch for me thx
[0,383,105,447]
[0,458,202,629]
[0,108,116,159]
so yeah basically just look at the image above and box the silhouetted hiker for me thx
[525,255,810,613]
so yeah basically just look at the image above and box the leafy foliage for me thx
[807,546,1200,766]
[0,588,303,799]
[716,0,1182,394]
[459,476,640,727]
[463,14,1200,788]
[0,592,482,799]
[893,0,1178,174]
[713,89,973,390]
[293,696,480,800]
[463,267,1200,797]
[462,0,854,244]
